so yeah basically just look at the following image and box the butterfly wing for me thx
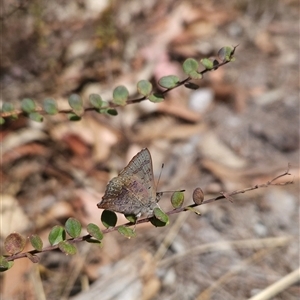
[97,149,157,217]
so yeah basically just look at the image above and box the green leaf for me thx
[48,225,66,245]
[58,241,77,255]
[171,191,185,209]
[158,75,180,89]
[65,217,82,238]
[2,102,14,112]
[87,223,103,240]
[137,80,153,96]
[154,208,169,224]
[188,71,202,80]
[185,206,201,215]
[43,98,58,115]
[148,93,164,103]
[29,112,43,122]
[183,58,199,74]
[101,210,117,228]
[67,113,81,121]
[150,208,169,227]
[2,103,18,120]
[4,233,26,255]
[89,94,103,109]
[0,117,4,125]
[200,58,214,70]
[21,98,36,113]
[125,214,137,224]
[112,85,129,106]
[117,226,136,238]
[68,94,84,116]
[218,46,237,62]
[192,187,204,205]
[29,234,43,251]
[0,256,13,272]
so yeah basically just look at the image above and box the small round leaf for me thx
[218,46,236,62]
[101,210,117,228]
[188,71,202,80]
[137,80,152,96]
[112,85,129,106]
[21,98,36,113]
[87,223,103,241]
[171,191,184,209]
[65,217,82,238]
[153,208,169,225]
[183,58,199,74]
[117,226,136,238]
[43,98,58,115]
[0,256,14,272]
[0,117,4,125]
[193,187,204,205]
[48,225,66,246]
[2,102,14,112]
[29,112,43,122]
[29,234,43,251]
[58,241,77,255]
[4,233,26,255]
[148,93,164,103]
[125,214,137,224]
[158,75,180,89]
[200,58,214,70]
[68,94,84,116]
[89,94,103,109]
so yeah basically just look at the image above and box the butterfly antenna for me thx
[156,164,185,197]
[155,163,164,192]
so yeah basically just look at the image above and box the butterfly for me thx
[97,148,162,218]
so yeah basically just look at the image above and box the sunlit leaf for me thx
[68,94,84,116]
[58,241,77,255]
[29,112,43,122]
[89,94,103,109]
[21,98,36,113]
[29,234,43,251]
[43,98,58,115]
[87,223,103,241]
[148,93,164,103]
[171,191,184,209]
[137,80,152,96]
[112,85,129,106]
[183,58,199,74]
[48,226,66,246]
[158,75,180,89]
[65,218,82,238]
[117,226,136,238]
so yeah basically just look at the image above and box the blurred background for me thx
[1,0,299,299]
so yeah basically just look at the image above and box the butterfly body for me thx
[97,148,160,217]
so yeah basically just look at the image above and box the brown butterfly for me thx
[97,148,162,218]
